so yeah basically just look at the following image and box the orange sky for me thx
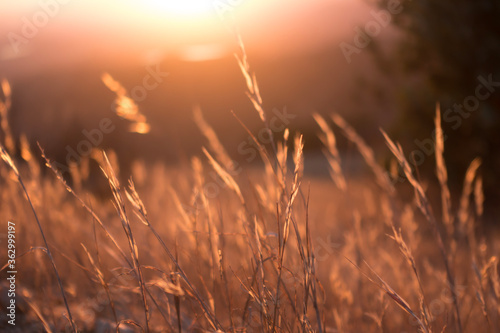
[0,0,372,67]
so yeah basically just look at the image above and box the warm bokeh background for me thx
[1,0,499,215]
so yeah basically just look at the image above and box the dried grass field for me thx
[0,42,499,333]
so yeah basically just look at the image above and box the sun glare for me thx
[141,0,215,17]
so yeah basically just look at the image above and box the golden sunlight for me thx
[140,0,216,17]
[1,0,498,332]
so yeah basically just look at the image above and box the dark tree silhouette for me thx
[374,0,500,214]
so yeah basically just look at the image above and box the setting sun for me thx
[140,0,216,17]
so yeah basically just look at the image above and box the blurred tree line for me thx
[373,0,500,215]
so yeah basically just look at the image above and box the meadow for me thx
[0,41,499,333]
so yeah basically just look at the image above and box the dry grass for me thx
[0,44,499,333]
